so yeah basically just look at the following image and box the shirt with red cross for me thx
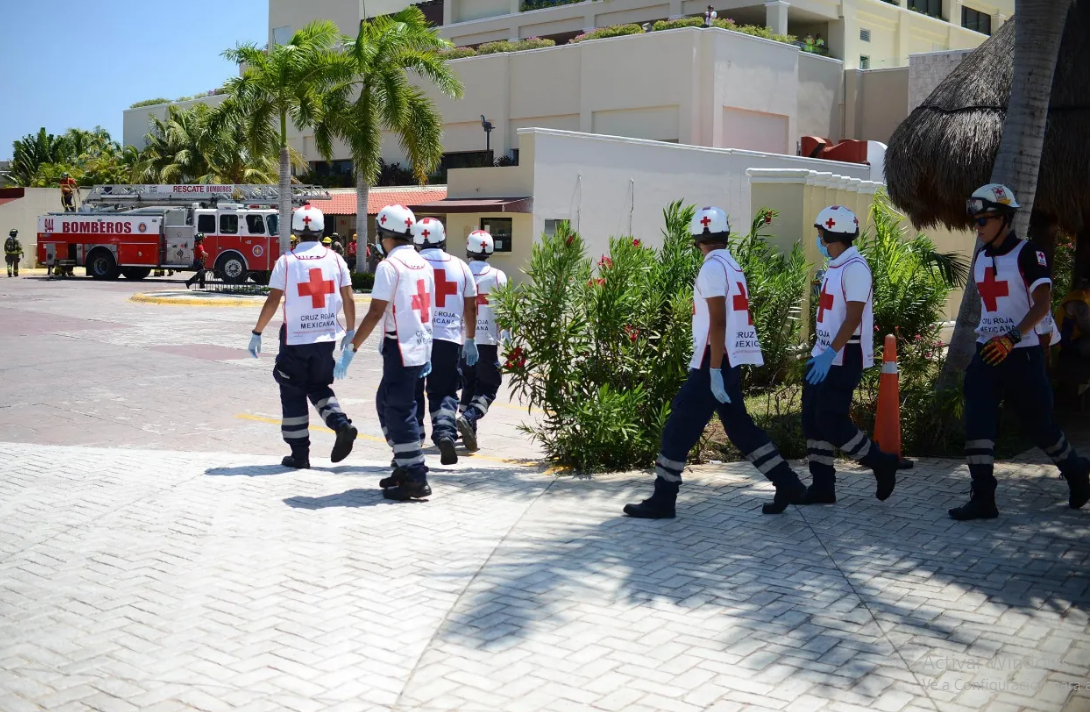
[691,248,763,369]
[271,242,351,346]
[974,233,1052,347]
[371,244,435,365]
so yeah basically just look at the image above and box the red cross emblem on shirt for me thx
[817,283,834,322]
[411,279,431,321]
[824,218,836,229]
[476,292,490,307]
[733,282,753,325]
[977,266,1009,312]
[700,215,712,228]
[433,269,459,308]
[297,268,335,308]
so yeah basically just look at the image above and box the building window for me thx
[543,219,568,237]
[860,28,871,42]
[859,55,870,69]
[442,151,492,170]
[962,6,992,34]
[272,25,292,46]
[197,214,216,234]
[481,218,513,253]
[908,0,942,19]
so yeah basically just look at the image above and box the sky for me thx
[0,0,268,160]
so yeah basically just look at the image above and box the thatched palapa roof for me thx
[885,2,1090,235]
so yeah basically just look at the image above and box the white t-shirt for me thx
[269,241,352,345]
[838,260,871,337]
[372,244,433,335]
[269,241,351,289]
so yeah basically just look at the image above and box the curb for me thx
[130,292,373,308]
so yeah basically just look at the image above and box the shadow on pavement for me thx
[204,463,391,477]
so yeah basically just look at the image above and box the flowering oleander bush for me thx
[570,24,644,43]
[476,37,556,54]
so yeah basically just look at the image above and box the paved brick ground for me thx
[3,275,1090,712]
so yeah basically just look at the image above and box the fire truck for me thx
[36,184,331,283]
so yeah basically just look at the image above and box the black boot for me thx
[457,416,479,452]
[862,448,898,501]
[331,423,357,463]
[380,467,406,489]
[802,477,836,505]
[282,453,310,469]
[623,478,679,519]
[383,477,432,501]
[949,483,999,521]
[762,473,807,514]
[1061,459,1090,510]
[437,437,458,465]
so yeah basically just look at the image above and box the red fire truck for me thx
[37,184,331,283]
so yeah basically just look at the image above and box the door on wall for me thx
[480,217,513,253]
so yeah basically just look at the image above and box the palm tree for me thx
[139,104,213,184]
[937,0,1072,388]
[10,128,68,186]
[313,7,464,272]
[222,21,349,254]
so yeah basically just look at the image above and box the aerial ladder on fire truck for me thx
[82,184,332,210]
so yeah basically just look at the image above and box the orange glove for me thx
[982,332,1018,366]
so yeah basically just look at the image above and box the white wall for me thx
[0,189,64,268]
[122,94,227,149]
[521,128,870,264]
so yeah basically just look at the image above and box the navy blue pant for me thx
[964,344,1086,490]
[377,338,428,482]
[414,340,462,443]
[655,349,795,486]
[274,327,351,459]
[801,344,897,487]
[459,344,502,429]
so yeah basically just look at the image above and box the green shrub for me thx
[570,24,644,43]
[477,37,556,54]
[522,0,589,9]
[1052,232,1075,309]
[441,46,478,59]
[652,17,705,31]
[351,271,375,291]
[728,23,796,44]
[129,98,171,109]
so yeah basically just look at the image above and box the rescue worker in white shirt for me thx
[457,230,508,452]
[624,207,808,518]
[248,204,358,469]
[803,206,899,505]
[951,184,1090,520]
[412,217,478,464]
[336,204,436,501]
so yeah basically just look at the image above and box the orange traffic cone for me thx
[875,333,902,458]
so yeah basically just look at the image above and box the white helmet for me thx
[292,203,325,238]
[690,207,730,241]
[814,205,859,240]
[412,217,446,248]
[376,203,416,239]
[967,183,1020,216]
[467,229,494,259]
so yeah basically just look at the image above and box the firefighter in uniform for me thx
[248,204,359,469]
[412,217,478,464]
[457,230,507,452]
[337,204,435,501]
[952,184,1090,520]
[803,206,899,505]
[5,229,23,277]
[624,207,808,518]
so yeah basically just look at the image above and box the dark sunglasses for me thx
[973,215,1000,227]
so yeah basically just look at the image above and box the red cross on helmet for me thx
[814,205,859,241]
[690,207,730,241]
[376,203,416,239]
[412,217,447,248]
[467,229,494,259]
[967,183,1020,217]
[292,204,326,237]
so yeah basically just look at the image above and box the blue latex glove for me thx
[709,368,731,404]
[464,338,479,366]
[341,329,356,352]
[248,332,261,358]
[334,347,355,380]
[805,348,837,384]
[420,361,431,379]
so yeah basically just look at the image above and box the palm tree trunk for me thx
[355,170,370,274]
[278,113,291,255]
[936,0,1071,390]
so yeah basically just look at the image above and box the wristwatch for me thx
[1008,328,1022,344]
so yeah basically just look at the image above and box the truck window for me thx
[266,215,278,236]
[220,214,239,234]
[246,214,266,234]
[197,214,216,233]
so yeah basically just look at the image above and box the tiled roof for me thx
[322,187,448,215]
[0,197,21,207]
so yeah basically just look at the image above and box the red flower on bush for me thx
[565,236,574,247]
[598,256,613,269]
[624,325,640,342]
[764,212,772,225]
[632,239,641,247]
[503,345,527,371]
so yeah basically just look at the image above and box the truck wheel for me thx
[216,253,248,284]
[249,270,271,285]
[121,267,152,280]
[88,250,119,280]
